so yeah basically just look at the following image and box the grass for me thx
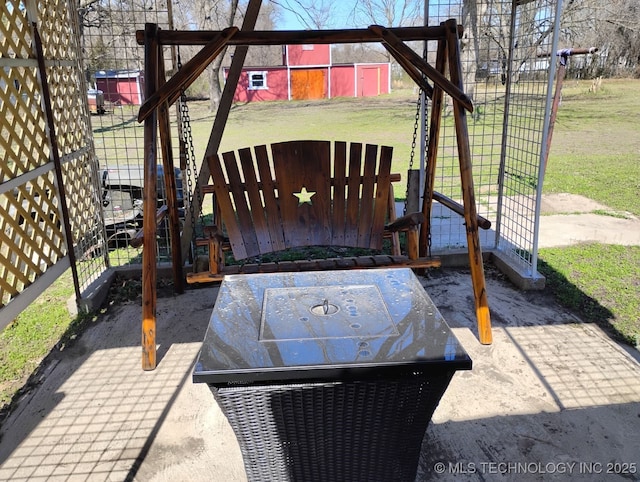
[539,79,640,344]
[538,244,640,346]
[0,270,96,411]
[1,78,639,414]
[543,79,640,216]
[544,153,640,216]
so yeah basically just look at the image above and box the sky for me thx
[273,1,448,31]
[275,1,360,30]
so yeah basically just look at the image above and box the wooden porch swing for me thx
[136,3,492,370]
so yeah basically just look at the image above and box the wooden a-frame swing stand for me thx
[137,10,492,370]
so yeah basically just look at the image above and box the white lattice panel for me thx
[0,0,106,314]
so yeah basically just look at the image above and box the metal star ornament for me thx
[293,186,315,205]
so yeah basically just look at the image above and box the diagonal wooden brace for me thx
[138,26,239,122]
[380,41,435,99]
[444,18,491,344]
[369,24,474,113]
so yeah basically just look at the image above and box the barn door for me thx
[291,69,325,100]
[360,67,381,97]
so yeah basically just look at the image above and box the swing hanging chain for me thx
[405,92,422,216]
[176,47,203,265]
[405,42,432,256]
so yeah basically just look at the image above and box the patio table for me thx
[193,268,472,482]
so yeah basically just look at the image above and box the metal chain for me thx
[404,93,422,216]
[406,44,433,256]
[176,48,202,264]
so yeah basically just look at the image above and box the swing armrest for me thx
[203,225,227,240]
[129,205,169,248]
[385,212,424,232]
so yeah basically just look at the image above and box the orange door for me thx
[291,69,325,100]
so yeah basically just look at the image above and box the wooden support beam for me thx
[378,41,434,100]
[180,0,263,265]
[444,19,492,345]
[142,23,160,370]
[370,25,473,113]
[138,26,238,122]
[420,37,447,257]
[156,46,184,294]
[433,191,492,230]
[136,24,462,47]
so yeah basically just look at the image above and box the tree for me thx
[560,0,640,77]
[240,2,281,67]
[185,0,239,111]
[349,0,423,65]
[270,0,339,29]
[173,1,280,107]
[350,0,422,28]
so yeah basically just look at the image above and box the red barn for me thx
[227,44,390,103]
[95,69,145,105]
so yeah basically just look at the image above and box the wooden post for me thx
[157,46,184,294]
[180,0,264,265]
[444,19,492,345]
[369,25,474,113]
[138,27,238,122]
[142,23,160,370]
[405,169,421,215]
[420,37,447,257]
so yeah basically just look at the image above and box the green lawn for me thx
[538,244,640,345]
[543,79,640,216]
[538,79,640,344]
[0,270,94,410]
[1,79,639,414]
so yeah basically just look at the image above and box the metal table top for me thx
[194,268,471,385]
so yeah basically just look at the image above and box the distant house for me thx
[95,69,145,105]
[226,44,391,102]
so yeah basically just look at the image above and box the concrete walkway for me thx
[0,194,638,481]
[538,193,640,247]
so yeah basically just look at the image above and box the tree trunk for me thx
[207,0,239,112]
[461,0,479,102]
[208,54,226,111]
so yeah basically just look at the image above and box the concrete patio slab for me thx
[1,267,639,481]
[1,192,639,481]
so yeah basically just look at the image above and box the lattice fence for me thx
[0,0,106,325]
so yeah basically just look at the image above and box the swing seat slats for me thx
[186,140,439,283]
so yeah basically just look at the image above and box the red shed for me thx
[226,44,390,103]
[95,69,145,105]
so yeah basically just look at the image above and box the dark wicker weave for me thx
[211,370,454,482]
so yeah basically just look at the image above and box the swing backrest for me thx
[207,140,397,261]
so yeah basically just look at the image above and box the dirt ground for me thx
[0,194,639,481]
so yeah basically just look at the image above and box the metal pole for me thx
[543,47,597,175]
[31,20,82,302]
[494,0,519,250]
[419,0,429,203]
[531,0,564,278]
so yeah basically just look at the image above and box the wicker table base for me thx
[211,371,454,482]
[194,270,471,482]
